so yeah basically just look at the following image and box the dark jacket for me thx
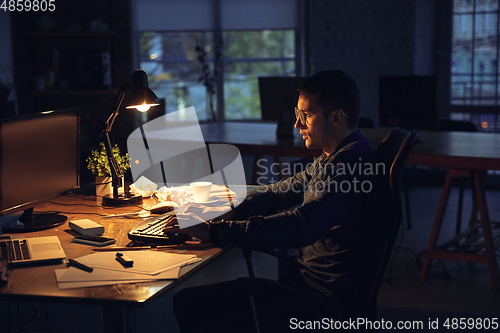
[220,130,391,317]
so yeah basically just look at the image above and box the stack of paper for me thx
[55,251,201,289]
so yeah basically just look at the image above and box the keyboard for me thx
[128,213,192,245]
[0,240,31,261]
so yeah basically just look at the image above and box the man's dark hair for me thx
[297,70,360,129]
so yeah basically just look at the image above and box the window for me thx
[451,0,500,131]
[139,30,295,121]
[222,30,295,119]
[139,32,215,121]
[134,0,300,121]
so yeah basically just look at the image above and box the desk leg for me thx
[420,170,454,282]
[103,304,137,333]
[473,171,499,290]
[419,169,499,290]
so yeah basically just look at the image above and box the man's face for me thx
[294,93,336,154]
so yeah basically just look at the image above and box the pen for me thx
[68,259,93,273]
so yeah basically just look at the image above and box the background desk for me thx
[200,122,500,169]
[0,192,230,332]
[200,122,500,288]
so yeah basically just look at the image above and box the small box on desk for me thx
[69,219,105,235]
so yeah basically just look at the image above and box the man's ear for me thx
[330,109,345,126]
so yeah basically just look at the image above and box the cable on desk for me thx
[47,201,129,209]
[33,210,109,217]
[47,201,159,214]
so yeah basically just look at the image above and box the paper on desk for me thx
[74,251,201,275]
[54,268,179,290]
[130,175,158,197]
[155,184,237,205]
[56,278,145,290]
[210,184,236,199]
[54,267,181,290]
[56,265,181,283]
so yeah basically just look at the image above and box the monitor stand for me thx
[276,109,297,138]
[1,207,67,233]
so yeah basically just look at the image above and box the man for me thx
[173,70,391,332]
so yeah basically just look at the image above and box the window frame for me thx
[441,0,500,132]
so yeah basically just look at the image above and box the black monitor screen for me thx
[379,75,438,131]
[259,76,305,121]
[0,108,79,213]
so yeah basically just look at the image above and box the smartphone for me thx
[72,235,116,247]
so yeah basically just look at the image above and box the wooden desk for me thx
[0,191,230,332]
[200,122,500,169]
[200,122,500,289]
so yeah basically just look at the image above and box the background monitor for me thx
[259,76,305,137]
[0,108,80,227]
[259,76,305,121]
[379,75,438,131]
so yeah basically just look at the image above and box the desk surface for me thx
[200,122,500,170]
[0,192,228,306]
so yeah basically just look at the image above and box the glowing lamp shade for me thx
[126,69,160,112]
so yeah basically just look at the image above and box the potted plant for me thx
[86,142,130,196]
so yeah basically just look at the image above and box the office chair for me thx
[358,116,375,128]
[439,119,477,132]
[239,127,418,333]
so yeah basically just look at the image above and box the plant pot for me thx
[95,176,124,196]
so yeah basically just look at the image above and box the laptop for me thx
[0,235,66,265]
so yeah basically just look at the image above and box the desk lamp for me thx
[101,69,159,206]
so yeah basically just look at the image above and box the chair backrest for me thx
[366,127,418,319]
[358,117,375,128]
[439,120,477,132]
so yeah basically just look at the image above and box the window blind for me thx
[135,0,298,31]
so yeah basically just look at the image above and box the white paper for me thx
[130,175,158,197]
[74,251,200,275]
[56,266,181,283]
[54,269,176,290]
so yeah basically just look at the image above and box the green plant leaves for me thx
[86,142,130,177]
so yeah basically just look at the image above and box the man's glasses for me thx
[294,107,349,126]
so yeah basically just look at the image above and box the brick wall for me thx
[307,0,436,125]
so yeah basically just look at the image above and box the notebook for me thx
[0,235,66,264]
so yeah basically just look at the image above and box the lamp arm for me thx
[103,86,128,199]
[105,83,129,132]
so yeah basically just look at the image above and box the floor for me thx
[376,183,500,332]
[1,168,499,332]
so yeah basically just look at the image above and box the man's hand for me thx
[166,203,234,243]
[182,221,211,243]
[165,213,211,243]
[182,203,234,221]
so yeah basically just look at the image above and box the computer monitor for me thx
[379,75,438,131]
[259,76,305,137]
[0,107,80,232]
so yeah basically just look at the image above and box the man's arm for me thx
[231,165,313,220]
[211,151,379,249]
